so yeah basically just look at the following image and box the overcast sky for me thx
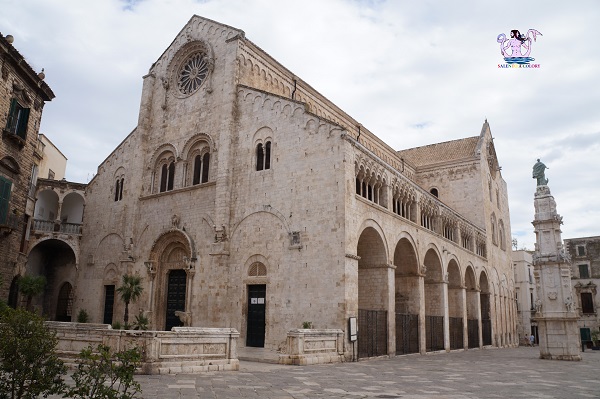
[1,0,599,250]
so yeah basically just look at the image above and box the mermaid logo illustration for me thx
[497,29,542,65]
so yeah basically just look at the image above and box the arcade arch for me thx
[424,248,444,352]
[393,236,420,355]
[25,239,77,320]
[447,259,464,350]
[357,226,390,358]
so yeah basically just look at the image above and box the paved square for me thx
[50,347,600,398]
[138,347,600,399]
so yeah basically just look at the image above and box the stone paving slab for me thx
[47,347,600,398]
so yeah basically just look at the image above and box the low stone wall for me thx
[280,329,345,365]
[46,322,240,374]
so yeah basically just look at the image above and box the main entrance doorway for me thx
[165,269,186,331]
[246,284,266,347]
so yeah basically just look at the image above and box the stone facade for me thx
[564,236,600,347]
[512,250,538,344]
[0,33,54,304]
[23,16,517,360]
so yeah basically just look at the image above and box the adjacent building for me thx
[0,32,54,304]
[513,249,537,344]
[565,236,600,346]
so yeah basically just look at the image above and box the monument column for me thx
[531,159,581,360]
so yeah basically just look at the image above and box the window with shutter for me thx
[581,292,595,314]
[0,176,12,224]
[4,98,30,140]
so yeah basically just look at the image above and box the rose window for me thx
[177,53,209,95]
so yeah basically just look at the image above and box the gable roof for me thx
[397,136,480,168]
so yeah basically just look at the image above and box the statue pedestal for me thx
[535,315,581,361]
[532,184,581,361]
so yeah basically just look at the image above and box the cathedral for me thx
[20,15,517,358]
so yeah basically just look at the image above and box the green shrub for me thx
[132,312,149,331]
[111,321,122,330]
[64,344,142,399]
[0,308,66,399]
[77,309,89,323]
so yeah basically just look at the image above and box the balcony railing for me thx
[32,219,82,235]
[60,222,82,234]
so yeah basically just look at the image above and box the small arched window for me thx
[256,141,271,171]
[114,177,124,201]
[192,152,210,185]
[201,153,210,183]
[114,179,120,201]
[160,162,175,192]
[248,262,267,277]
[430,188,439,198]
[256,143,264,171]
[192,155,202,185]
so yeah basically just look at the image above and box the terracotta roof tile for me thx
[397,136,480,168]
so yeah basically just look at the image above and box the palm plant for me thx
[116,274,143,325]
[18,275,46,312]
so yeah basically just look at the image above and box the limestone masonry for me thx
[5,15,518,360]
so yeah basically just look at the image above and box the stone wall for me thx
[280,329,345,365]
[47,322,240,374]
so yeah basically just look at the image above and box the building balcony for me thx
[32,218,82,235]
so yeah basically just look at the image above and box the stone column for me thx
[442,277,450,351]
[532,184,581,360]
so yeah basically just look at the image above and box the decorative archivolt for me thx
[148,228,196,264]
[390,178,416,201]
[181,133,215,159]
[148,143,178,169]
[419,196,439,217]
[440,209,459,227]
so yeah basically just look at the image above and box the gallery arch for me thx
[447,259,464,350]
[465,266,480,348]
[480,271,493,346]
[424,248,444,352]
[25,239,77,320]
[357,226,390,358]
[393,236,420,355]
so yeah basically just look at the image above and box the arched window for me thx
[192,155,202,185]
[56,282,74,322]
[264,141,271,170]
[201,153,210,183]
[498,220,506,250]
[248,262,267,277]
[114,179,120,201]
[160,164,168,192]
[159,161,176,192]
[191,152,210,185]
[167,162,175,191]
[491,213,498,246]
[256,141,271,171]
[430,188,439,198]
[256,143,264,171]
[114,178,124,201]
